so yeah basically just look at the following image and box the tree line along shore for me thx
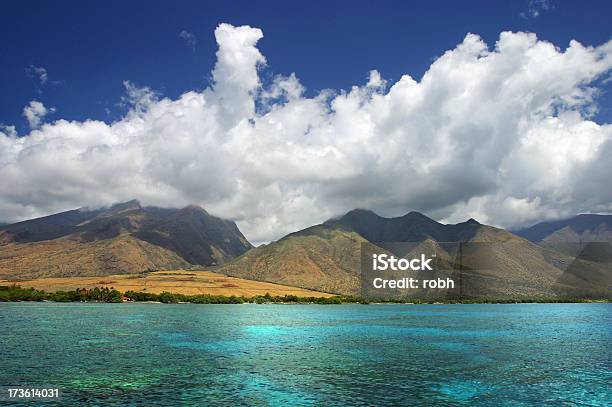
[0,285,609,304]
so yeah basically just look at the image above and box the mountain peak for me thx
[324,208,379,225]
[106,199,141,213]
[400,211,432,220]
[343,208,379,218]
[179,204,209,215]
[333,209,436,223]
[516,213,612,242]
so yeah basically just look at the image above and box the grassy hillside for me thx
[0,200,252,278]
[0,235,189,279]
[219,225,367,295]
[218,211,612,299]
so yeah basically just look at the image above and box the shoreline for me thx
[1,284,609,305]
[2,300,610,305]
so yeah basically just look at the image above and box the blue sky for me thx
[1,1,612,242]
[2,0,611,133]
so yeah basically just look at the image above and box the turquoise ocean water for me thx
[0,303,610,406]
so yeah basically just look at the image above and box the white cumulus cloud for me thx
[2,24,612,244]
[22,100,55,129]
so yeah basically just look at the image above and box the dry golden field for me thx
[0,270,333,297]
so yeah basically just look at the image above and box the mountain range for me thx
[0,200,251,278]
[1,202,610,299]
[217,210,486,294]
[516,214,612,244]
[219,210,611,298]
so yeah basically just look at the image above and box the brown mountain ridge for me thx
[0,200,251,279]
[218,209,611,299]
[1,204,610,300]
